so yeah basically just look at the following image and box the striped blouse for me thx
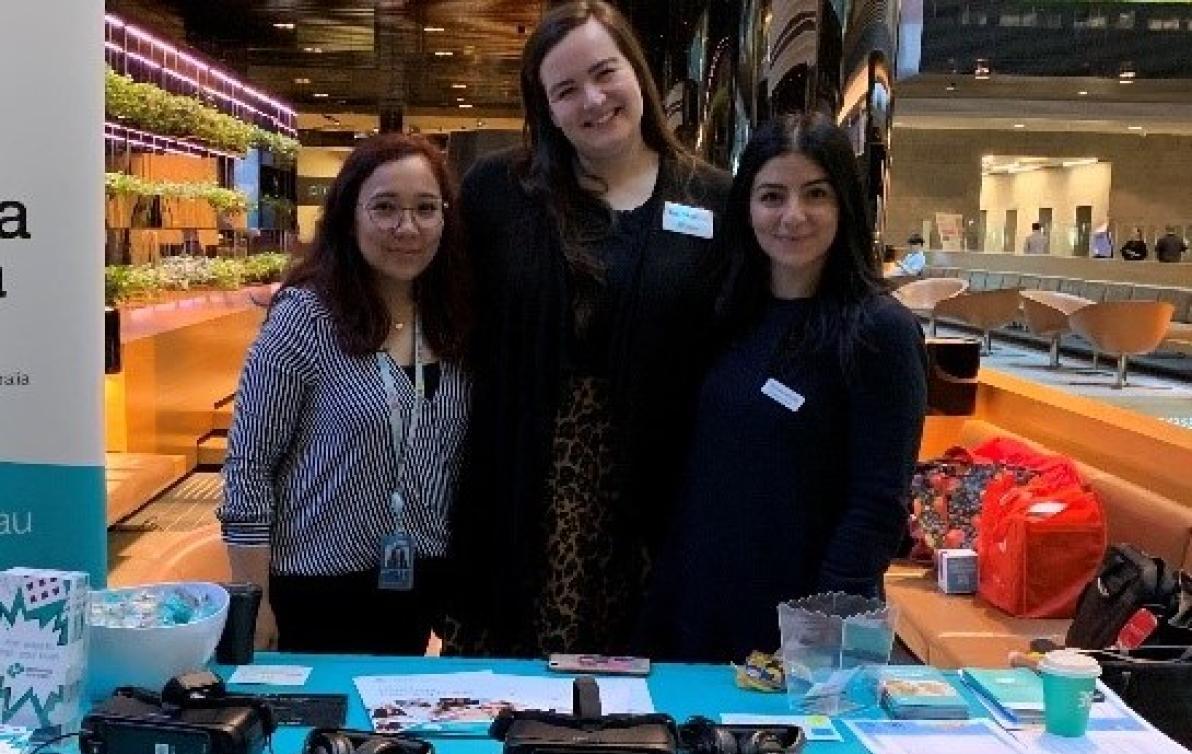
[217,286,470,576]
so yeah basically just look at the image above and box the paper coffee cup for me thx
[1039,650,1101,737]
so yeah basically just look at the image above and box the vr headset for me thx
[80,671,276,754]
[491,678,804,754]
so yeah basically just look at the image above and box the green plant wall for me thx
[105,67,300,159]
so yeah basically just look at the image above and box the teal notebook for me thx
[960,667,1044,722]
[878,666,970,720]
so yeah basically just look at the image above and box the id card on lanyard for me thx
[375,315,425,592]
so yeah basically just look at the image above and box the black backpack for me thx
[1066,543,1190,650]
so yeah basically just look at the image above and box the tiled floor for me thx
[108,472,223,563]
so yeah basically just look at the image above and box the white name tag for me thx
[761,378,805,412]
[661,201,714,239]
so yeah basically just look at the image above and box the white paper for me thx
[591,677,655,714]
[846,719,1028,754]
[352,672,653,734]
[719,714,842,742]
[228,664,313,686]
[1012,684,1190,754]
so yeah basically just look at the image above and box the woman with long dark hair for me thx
[218,133,472,654]
[446,0,730,656]
[641,114,927,662]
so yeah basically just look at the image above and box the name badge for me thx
[662,201,714,239]
[379,532,415,591]
[761,378,805,413]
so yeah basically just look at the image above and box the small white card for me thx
[720,714,842,742]
[761,378,805,412]
[662,201,714,239]
[228,664,312,686]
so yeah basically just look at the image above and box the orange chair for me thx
[934,288,1024,355]
[1020,291,1094,368]
[893,278,969,336]
[1068,301,1175,389]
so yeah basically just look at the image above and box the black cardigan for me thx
[448,148,731,651]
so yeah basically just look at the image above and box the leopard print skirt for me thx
[441,376,649,657]
[533,376,647,655]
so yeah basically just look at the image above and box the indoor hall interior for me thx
[90,0,1192,675]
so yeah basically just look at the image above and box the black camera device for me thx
[80,671,276,754]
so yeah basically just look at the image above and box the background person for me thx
[1121,227,1148,261]
[1023,222,1048,254]
[640,114,927,662]
[1156,226,1188,263]
[218,133,472,654]
[895,233,926,275]
[445,0,730,657]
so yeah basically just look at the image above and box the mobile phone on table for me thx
[546,653,652,676]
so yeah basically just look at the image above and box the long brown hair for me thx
[518,0,692,282]
[284,133,472,361]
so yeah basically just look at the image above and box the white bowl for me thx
[88,581,229,698]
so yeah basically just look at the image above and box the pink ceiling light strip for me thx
[105,122,241,160]
[104,12,297,134]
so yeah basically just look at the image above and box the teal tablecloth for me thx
[208,654,952,754]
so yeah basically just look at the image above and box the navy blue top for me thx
[640,293,927,662]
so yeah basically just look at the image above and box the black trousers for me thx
[270,558,447,655]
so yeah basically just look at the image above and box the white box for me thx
[937,549,978,594]
[0,568,89,734]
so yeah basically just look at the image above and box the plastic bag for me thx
[977,477,1106,618]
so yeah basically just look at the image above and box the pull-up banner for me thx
[0,3,106,583]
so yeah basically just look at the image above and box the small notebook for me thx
[960,667,1044,723]
[878,666,970,720]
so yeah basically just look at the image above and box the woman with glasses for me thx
[218,133,472,654]
[641,115,927,661]
[445,0,730,657]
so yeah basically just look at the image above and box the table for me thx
[203,654,972,754]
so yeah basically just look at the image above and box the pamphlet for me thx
[846,719,1028,754]
[352,672,653,734]
[960,668,1044,724]
[877,666,969,720]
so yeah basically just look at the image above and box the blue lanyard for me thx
[375,314,424,518]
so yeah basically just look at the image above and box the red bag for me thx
[976,462,1107,618]
[970,436,1084,490]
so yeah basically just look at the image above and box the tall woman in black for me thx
[446,0,730,656]
[642,114,927,662]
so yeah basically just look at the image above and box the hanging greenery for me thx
[105,68,300,159]
[104,172,251,214]
[105,252,290,306]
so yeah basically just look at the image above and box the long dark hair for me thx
[518,0,691,283]
[720,113,886,371]
[284,133,472,361]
